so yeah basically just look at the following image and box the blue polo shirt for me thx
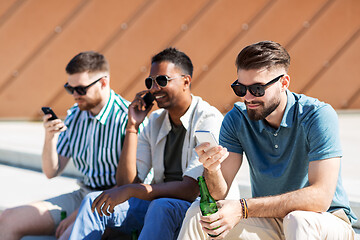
[220,90,357,223]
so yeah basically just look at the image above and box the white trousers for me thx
[178,201,355,240]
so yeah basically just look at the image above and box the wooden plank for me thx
[191,0,329,113]
[306,31,360,109]
[288,0,360,93]
[104,0,209,101]
[174,0,268,81]
[0,0,146,118]
[0,0,18,19]
[0,0,84,87]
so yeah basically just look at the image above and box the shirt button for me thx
[274,144,279,149]
[274,133,278,137]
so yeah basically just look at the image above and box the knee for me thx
[0,208,19,235]
[283,210,311,233]
[148,198,174,213]
[81,191,102,207]
[184,201,201,219]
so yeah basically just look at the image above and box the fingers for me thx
[43,116,66,134]
[91,193,114,217]
[130,90,151,111]
[200,214,224,239]
[196,144,228,172]
[55,221,65,238]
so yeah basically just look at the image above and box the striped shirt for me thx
[57,90,131,189]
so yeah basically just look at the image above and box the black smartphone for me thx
[142,92,155,109]
[41,107,58,121]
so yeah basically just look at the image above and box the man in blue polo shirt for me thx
[178,41,357,239]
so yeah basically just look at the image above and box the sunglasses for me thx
[145,75,184,89]
[231,74,284,97]
[64,76,105,95]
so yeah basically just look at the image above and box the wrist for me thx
[125,128,138,134]
[125,122,139,134]
[240,198,248,219]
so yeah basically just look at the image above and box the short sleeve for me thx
[219,108,244,154]
[306,105,342,161]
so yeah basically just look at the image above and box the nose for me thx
[243,89,255,102]
[150,80,161,92]
[72,90,81,98]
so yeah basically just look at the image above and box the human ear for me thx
[183,75,191,91]
[280,75,290,92]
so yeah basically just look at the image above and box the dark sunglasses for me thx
[145,75,184,89]
[231,74,284,97]
[64,76,105,95]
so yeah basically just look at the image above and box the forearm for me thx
[247,185,332,218]
[204,168,229,200]
[42,133,60,178]
[127,177,199,202]
[116,128,139,186]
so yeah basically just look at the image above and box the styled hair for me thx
[235,41,290,72]
[66,51,109,74]
[151,47,193,77]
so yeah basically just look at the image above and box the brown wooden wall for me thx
[0,0,359,120]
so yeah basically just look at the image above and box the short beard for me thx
[77,99,101,112]
[246,97,280,121]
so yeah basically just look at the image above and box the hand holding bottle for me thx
[200,199,243,239]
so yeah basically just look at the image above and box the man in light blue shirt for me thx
[178,41,356,240]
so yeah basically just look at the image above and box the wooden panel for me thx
[0,0,18,18]
[349,91,360,109]
[0,0,84,87]
[104,0,209,101]
[175,0,268,81]
[0,0,359,120]
[191,0,330,112]
[288,0,360,93]
[0,0,146,118]
[306,32,360,109]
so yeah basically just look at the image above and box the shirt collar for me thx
[92,89,114,125]
[259,89,295,132]
[179,94,196,130]
[158,94,195,142]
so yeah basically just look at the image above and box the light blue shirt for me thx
[220,90,357,223]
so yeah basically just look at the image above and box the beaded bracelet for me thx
[240,198,248,219]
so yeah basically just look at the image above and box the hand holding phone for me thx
[41,107,58,121]
[142,92,155,109]
[195,130,218,151]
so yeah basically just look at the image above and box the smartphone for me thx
[143,92,155,109]
[41,107,58,121]
[194,130,218,151]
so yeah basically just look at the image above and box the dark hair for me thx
[66,51,109,74]
[151,47,193,77]
[235,41,290,72]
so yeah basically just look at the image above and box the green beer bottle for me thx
[198,176,219,237]
[60,210,67,221]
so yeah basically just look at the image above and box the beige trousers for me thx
[178,201,355,240]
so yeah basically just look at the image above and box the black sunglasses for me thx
[64,76,105,95]
[231,74,284,97]
[145,75,184,89]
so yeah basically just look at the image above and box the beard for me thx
[76,97,102,112]
[245,95,281,121]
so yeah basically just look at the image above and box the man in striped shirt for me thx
[69,48,224,239]
[0,51,134,240]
